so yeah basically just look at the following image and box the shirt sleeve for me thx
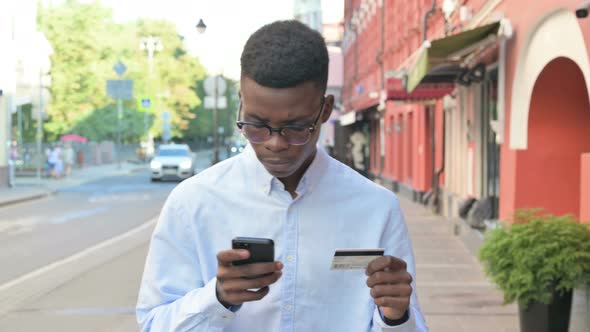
[371,196,429,332]
[136,194,237,331]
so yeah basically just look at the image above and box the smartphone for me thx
[232,237,275,279]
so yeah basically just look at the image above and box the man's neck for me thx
[278,150,317,198]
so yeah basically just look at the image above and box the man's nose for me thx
[264,132,289,152]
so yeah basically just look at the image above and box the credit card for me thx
[330,248,385,270]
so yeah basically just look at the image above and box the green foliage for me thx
[479,209,590,308]
[40,1,113,139]
[71,103,149,143]
[38,0,206,142]
[11,104,36,143]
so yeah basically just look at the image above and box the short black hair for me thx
[241,20,329,91]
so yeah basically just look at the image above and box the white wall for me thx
[0,0,52,187]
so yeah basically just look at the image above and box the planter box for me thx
[519,289,572,332]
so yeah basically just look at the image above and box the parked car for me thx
[150,144,195,182]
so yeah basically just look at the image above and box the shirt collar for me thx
[242,143,330,196]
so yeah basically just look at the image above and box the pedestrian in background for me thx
[63,143,75,177]
[45,145,54,177]
[137,20,427,332]
[48,144,63,179]
[10,141,18,162]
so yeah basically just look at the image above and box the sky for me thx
[88,0,345,80]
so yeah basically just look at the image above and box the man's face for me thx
[239,76,333,179]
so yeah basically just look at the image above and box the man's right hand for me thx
[216,249,283,307]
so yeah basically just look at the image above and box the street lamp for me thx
[139,36,163,147]
[139,36,163,75]
[196,19,207,34]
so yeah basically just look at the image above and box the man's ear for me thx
[321,95,335,123]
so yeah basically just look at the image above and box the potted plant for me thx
[479,209,590,332]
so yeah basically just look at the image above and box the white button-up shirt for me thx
[136,145,428,332]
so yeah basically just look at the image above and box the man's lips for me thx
[262,159,291,165]
[261,159,293,172]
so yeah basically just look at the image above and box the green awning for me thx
[406,22,501,93]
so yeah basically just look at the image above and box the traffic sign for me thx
[137,97,152,112]
[113,60,127,77]
[107,80,133,100]
[204,75,227,96]
[204,96,227,109]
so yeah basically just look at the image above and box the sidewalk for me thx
[0,162,148,207]
[400,196,590,332]
[398,197,520,332]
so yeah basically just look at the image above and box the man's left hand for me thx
[365,256,412,320]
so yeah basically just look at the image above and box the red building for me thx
[340,0,590,224]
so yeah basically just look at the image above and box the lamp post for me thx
[139,36,162,146]
[196,19,207,34]
[138,19,206,146]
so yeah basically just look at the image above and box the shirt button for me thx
[287,255,295,262]
[284,304,292,311]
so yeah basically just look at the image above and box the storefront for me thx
[381,19,511,223]
[341,0,590,224]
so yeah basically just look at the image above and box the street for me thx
[0,173,175,284]
[0,150,215,331]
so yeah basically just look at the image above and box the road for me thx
[0,149,217,331]
[0,172,175,285]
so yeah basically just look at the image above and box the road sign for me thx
[204,96,227,109]
[204,75,227,96]
[107,80,133,100]
[137,97,152,112]
[113,61,127,77]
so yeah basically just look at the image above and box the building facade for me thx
[341,0,590,223]
[0,1,53,188]
[294,0,345,158]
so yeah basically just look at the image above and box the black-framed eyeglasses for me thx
[236,97,325,146]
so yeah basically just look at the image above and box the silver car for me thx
[150,144,195,182]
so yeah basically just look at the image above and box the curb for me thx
[0,165,148,208]
[0,189,57,208]
[129,166,148,174]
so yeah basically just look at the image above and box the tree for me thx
[38,1,206,142]
[72,104,148,143]
[40,1,114,140]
